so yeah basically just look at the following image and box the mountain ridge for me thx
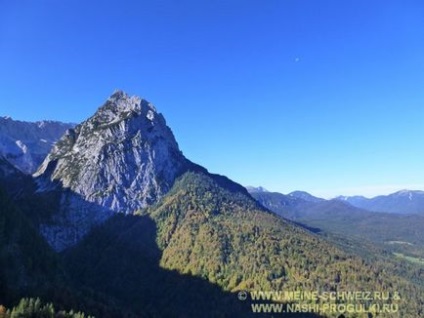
[248,186,424,215]
[336,189,424,214]
[0,116,74,174]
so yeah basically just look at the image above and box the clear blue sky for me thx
[1,0,424,198]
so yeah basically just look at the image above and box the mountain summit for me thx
[33,91,193,250]
[35,91,187,213]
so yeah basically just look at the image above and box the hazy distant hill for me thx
[244,185,269,193]
[288,190,325,203]
[250,188,424,259]
[337,190,424,215]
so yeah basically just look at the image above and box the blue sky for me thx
[1,0,424,198]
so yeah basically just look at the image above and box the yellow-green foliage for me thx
[0,297,92,318]
[145,171,424,318]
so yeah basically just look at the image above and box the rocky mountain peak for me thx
[32,91,191,250]
[35,91,186,214]
[93,90,157,124]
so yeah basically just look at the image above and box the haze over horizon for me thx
[1,0,423,198]
[246,184,424,200]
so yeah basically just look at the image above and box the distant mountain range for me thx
[336,190,424,214]
[288,190,325,203]
[248,187,424,262]
[0,116,74,174]
[248,186,424,215]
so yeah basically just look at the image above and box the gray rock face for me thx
[37,190,116,251]
[34,91,189,250]
[36,91,187,213]
[0,117,74,174]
